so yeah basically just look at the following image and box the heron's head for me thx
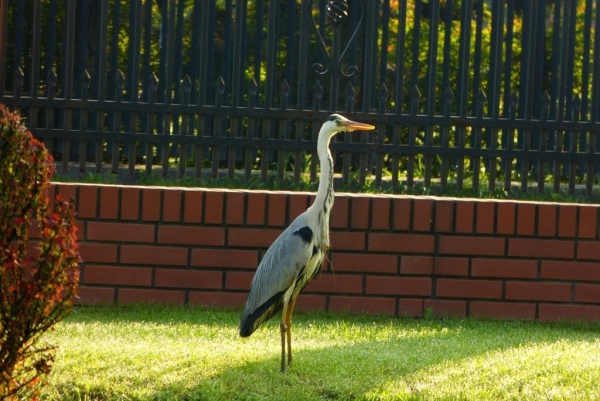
[320,114,375,140]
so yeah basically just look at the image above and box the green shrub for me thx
[0,104,80,399]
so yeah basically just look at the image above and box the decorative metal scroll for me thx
[308,0,366,78]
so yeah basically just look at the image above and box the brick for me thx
[332,253,398,274]
[577,242,600,261]
[558,205,577,238]
[413,199,432,232]
[246,192,266,225]
[539,304,600,322]
[118,288,185,305]
[505,282,571,302]
[155,269,222,289]
[575,284,600,303]
[537,204,556,237]
[350,197,370,229]
[121,187,140,220]
[541,261,600,282]
[436,279,502,299]
[496,202,516,235]
[87,222,154,243]
[225,271,254,290]
[295,294,327,312]
[330,231,366,251]
[78,185,98,218]
[57,184,77,201]
[158,226,225,246]
[476,202,495,234]
[84,265,152,286]
[424,299,466,317]
[191,249,258,268]
[516,203,535,236]
[470,302,536,320]
[267,193,287,227]
[400,256,433,275]
[439,236,505,256]
[508,238,574,259]
[189,291,248,308]
[98,186,119,220]
[162,190,182,222]
[78,243,117,263]
[120,245,187,266]
[434,200,453,233]
[371,197,391,230]
[399,298,424,317]
[225,192,245,225]
[289,194,309,222]
[77,286,115,304]
[366,276,431,296]
[329,296,396,315]
[305,274,362,294]
[368,233,434,253]
[455,201,475,233]
[204,191,224,224]
[393,198,411,231]
[433,257,469,276]
[471,258,538,279]
[331,196,349,229]
[578,206,597,239]
[142,188,161,222]
[184,190,203,223]
[228,228,281,248]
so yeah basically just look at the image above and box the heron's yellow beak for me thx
[342,120,376,131]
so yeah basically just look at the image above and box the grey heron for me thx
[239,114,375,372]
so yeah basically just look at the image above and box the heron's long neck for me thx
[309,133,335,247]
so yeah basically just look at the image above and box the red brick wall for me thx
[52,183,600,322]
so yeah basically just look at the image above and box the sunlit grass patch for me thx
[40,305,600,400]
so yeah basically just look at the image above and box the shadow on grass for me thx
[168,312,599,400]
[52,306,600,400]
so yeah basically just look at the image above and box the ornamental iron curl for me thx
[308,0,365,78]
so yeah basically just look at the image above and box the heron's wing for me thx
[240,217,317,337]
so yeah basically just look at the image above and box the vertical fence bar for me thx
[245,79,258,180]
[277,80,290,182]
[440,87,453,190]
[61,0,76,173]
[0,0,7,96]
[111,72,124,174]
[212,76,225,178]
[394,0,407,114]
[504,92,518,191]
[537,92,551,193]
[472,89,485,191]
[145,73,158,175]
[568,96,581,194]
[78,71,91,172]
[311,80,323,183]
[407,86,420,187]
[342,83,355,184]
[375,84,388,187]
[179,76,192,179]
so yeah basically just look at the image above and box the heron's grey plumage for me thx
[239,114,375,372]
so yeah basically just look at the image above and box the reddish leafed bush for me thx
[0,104,80,399]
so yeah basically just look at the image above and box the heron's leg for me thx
[285,297,298,366]
[280,315,288,373]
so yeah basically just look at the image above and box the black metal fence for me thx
[1,0,600,194]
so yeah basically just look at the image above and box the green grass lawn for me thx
[39,305,600,401]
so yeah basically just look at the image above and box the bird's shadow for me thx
[178,313,598,400]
